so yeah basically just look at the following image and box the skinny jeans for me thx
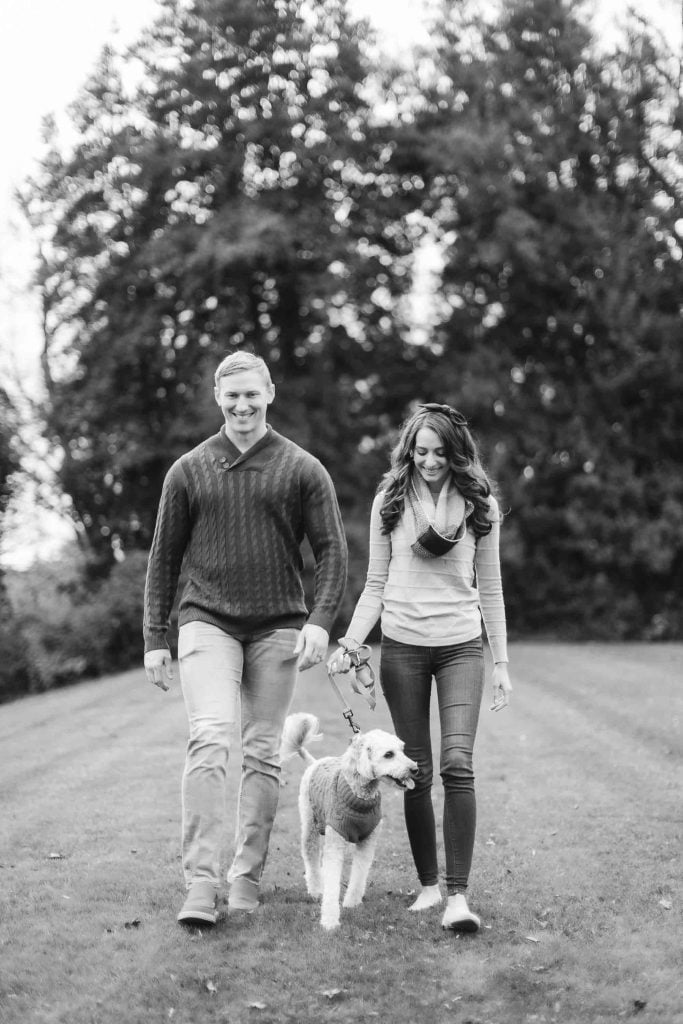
[380,635,484,895]
[178,621,299,899]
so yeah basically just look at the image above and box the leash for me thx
[326,638,377,735]
[326,668,362,734]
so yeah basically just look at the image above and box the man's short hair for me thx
[214,351,273,388]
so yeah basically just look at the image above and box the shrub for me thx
[0,584,34,702]
[4,547,150,699]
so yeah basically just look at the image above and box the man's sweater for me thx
[308,760,382,842]
[143,426,348,652]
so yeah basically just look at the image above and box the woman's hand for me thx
[490,662,512,711]
[326,646,351,675]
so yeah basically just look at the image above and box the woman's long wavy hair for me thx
[378,405,495,538]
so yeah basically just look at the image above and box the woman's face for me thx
[412,426,450,490]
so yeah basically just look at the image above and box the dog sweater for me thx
[144,426,348,651]
[309,759,382,842]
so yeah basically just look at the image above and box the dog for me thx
[280,712,418,930]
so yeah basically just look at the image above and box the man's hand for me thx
[144,649,174,691]
[294,624,330,672]
[490,662,512,711]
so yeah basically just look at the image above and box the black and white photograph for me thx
[1,1,681,1022]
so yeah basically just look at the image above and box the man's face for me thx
[214,370,274,440]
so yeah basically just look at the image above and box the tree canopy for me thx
[20,0,683,640]
[401,0,683,635]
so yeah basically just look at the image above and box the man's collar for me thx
[216,424,275,465]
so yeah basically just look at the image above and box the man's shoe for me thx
[177,880,218,925]
[228,876,259,913]
[441,893,480,933]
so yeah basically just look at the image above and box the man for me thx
[144,351,347,925]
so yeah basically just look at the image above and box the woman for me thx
[328,403,512,933]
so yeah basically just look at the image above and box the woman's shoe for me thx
[441,893,480,932]
[409,885,443,911]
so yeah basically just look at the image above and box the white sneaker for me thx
[441,893,480,932]
[409,885,443,911]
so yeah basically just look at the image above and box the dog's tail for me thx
[280,712,322,765]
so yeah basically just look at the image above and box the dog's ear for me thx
[351,735,376,779]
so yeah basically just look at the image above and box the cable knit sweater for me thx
[308,760,382,842]
[143,426,348,652]
[346,490,508,663]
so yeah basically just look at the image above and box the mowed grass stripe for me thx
[510,642,682,756]
[0,644,681,1024]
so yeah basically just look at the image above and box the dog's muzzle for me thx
[392,765,419,791]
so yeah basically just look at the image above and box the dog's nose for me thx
[409,765,419,776]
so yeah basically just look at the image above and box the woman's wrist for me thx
[338,635,362,650]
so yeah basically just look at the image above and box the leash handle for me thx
[337,637,372,670]
[336,637,377,711]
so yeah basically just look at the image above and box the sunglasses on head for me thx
[419,403,468,426]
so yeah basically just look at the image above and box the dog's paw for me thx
[320,915,340,931]
[342,893,363,908]
[305,875,323,898]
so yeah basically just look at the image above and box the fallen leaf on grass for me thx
[205,980,217,996]
[124,919,141,929]
[524,935,541,943]
[632,999,647,1013]
[321,989,343,1001]
[247,1002,266,1010]
[658,898,672,910]
[47,852,64,860]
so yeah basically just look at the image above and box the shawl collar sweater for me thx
[144,426,347,651]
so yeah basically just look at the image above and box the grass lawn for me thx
[0,643,681,1024]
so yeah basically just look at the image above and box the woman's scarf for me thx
[405,471,471,558]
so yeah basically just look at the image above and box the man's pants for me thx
[178,621,299,901]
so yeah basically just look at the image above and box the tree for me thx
[402,0,683,637]
[0,388,34,699]
[21,0,683,645]
[23,0,432,566]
